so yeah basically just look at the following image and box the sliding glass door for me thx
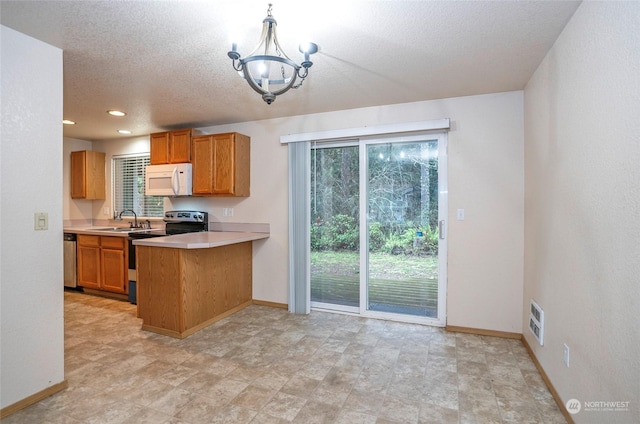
[310,142,360,312]
[310,134,447,324]
[365,140,441,318]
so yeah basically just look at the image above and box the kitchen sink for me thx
[91,227,136,232]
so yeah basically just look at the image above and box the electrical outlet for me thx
[563,343,570,367]
[103,206,110,216]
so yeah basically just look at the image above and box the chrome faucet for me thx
[117,209,139,228]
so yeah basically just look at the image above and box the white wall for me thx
[1,25,65,409]
[167,91,525,332]
[523,2,640,422]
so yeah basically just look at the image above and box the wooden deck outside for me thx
[311,274,438,317]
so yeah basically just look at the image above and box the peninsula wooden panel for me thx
[136,242,253,338]
[136,246,182,333]
[181,242,252,330]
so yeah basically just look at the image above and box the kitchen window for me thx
[112,154,164,218]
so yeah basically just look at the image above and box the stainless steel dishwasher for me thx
[63,233,77,288]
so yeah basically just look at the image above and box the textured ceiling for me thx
[1,0,580,141]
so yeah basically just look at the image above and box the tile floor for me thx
[1,291,566,423]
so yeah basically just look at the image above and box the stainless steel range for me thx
[128,210,208,281]
[163,210,208,234]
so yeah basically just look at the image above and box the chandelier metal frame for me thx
[228,4,318,104]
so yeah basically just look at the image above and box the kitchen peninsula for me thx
[133,226,269,338]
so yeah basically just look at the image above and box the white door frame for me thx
[358,132,447,326]
[310,132,448,326]
[285,119,450,324]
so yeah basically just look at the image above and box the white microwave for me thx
[145,163,192,196]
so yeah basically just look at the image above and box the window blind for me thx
[288,141,311,314]
[112,155,164,218]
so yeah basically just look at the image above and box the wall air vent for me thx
[529,299,544,346]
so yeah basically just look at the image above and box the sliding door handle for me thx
[439,220,445,240]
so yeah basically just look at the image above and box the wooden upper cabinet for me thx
[70,150,105,199]
[149,132,170,164]
[192,132,250,197]
[170,129,192,163]
[149,129,193,164]
[192,135,214,194]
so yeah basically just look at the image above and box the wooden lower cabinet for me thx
[136,242,252,338]
[77,235,128,294]
[77,237,101,290]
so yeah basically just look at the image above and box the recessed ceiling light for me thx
[117,129,132,135]
[62,119,76,125]
[107,110,126,117]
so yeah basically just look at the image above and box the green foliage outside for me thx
[310,141,439,258]
[382,222,438,255]
[311,214,438,256]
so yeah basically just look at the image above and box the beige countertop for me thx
[132,231,269,249]
[64,222,270,249]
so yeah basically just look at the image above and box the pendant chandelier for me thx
[227,4,318,105]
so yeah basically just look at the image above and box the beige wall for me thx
[90,135,157,222]
[79,92,525,333]
[176,91,525,332]
[524,2,640,422]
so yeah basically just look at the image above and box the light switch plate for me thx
[34,212,48,230]
[456,209,465,221]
